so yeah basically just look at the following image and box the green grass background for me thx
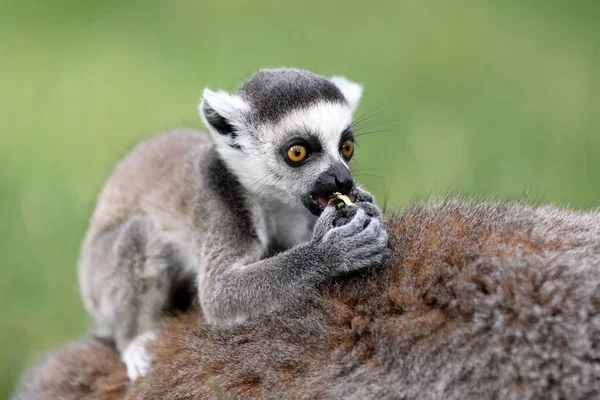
[1,0,599,396]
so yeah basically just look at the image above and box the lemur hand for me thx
[326,187,383,228]
[312,205,388,274]
[351,186,384,221]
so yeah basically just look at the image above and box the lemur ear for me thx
[199,88,250,137]
[330,76,363,112]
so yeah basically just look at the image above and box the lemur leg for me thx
[121,330,158,380]
[81,217,180,357]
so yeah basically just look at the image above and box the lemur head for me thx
[199,68,363,216]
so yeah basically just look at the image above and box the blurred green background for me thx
[1,0,599,396]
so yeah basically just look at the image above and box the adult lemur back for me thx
[19,199,600,399]
[78,68,387,379]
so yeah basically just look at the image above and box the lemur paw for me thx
[351,186,374,204]
[352,187,383,219]
[331,201,382,227]
[122,331,157,381]
[319,207,389,273]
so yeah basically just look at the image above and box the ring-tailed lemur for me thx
[78,68,388,380]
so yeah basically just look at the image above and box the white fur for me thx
[213,101,355,205]
[198,89,276,200]
[216,134,277,198]
[265,101,354,154]
[122,330,157,380]
[198,81,359,211]
[330,76,363,112]
[198,89,250,147]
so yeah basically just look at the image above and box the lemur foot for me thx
[122,330,157,381]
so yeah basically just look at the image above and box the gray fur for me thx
[78,68,384,370]
[235,68,347,124]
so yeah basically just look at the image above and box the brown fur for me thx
[15,340,127,400]
[16,199,600,399]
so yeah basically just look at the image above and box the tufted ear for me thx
[199,88,250,138]
[330,76,363,112]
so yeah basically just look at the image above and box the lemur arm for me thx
[198,202,387,324]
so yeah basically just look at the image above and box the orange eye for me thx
[341,140,354,159]
[287,145,308,163]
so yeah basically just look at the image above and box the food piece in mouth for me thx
[328,192,355,208]
[310,192,356,212]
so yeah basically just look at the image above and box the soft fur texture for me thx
[17,199,600,399]
[233,68,351,124]
[79,70,381,376]
[14,339,126,400]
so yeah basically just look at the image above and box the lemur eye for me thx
[287,145,308,164]
[341,140,354,160]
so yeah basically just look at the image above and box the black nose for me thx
[313,164,355,195]
[335,174,354,194]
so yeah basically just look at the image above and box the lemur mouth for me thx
[306,188,356,216]
[304,193,331,216]
[307,192,350,216]
[311,194,331,209]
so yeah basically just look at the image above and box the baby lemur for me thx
[78,68,388,380]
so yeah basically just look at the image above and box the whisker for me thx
[350,167,383,173]
[354,129,391,138]
[353,101,387,124]
[354,116,398,130]
[353,120,398,138]
[255,176,282,196]
[353,114,385,128]
[353,107,381,124]
[352,173,385,179]
[352,115,390,130]
[353,112,402,129]
[249,174,279,195]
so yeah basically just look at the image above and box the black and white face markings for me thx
[198,68,363,214]
[279,125,355,168]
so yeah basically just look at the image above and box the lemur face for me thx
[200,68,363,216]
